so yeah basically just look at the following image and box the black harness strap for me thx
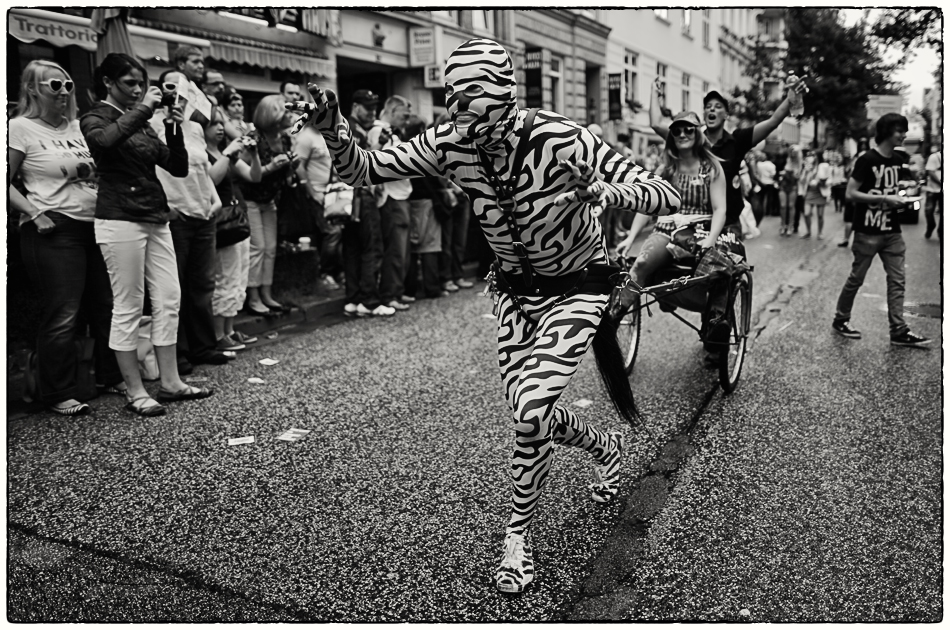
[478,108,538,287]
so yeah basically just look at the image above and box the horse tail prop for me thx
[591,313,641,428]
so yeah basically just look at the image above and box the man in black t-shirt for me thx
[832,113,930,347]
[651,77,806,236]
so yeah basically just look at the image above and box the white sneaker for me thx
[387,300,410,311]
[357,303,396,317]
[455,278,474,289]
[495,532,535,593]
[590,432,624,503]
[443,281,460,292]
[400,295,417,303]
[320,275,341,290]
[344,303,359,317]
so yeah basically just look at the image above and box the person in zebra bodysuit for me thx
[288,38,681,593]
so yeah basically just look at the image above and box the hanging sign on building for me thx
[8,11,98,52]
[424,64,444,89]
[525,48,543,109]
[409,26,437,67]
[608,73,623,121]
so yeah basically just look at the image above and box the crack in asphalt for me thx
[7,521,315,621]
[557,263,818,620]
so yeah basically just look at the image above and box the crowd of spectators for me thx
[9,46,477,417]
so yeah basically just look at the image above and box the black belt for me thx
[491,262,621,298]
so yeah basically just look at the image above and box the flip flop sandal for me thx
[50,402,92,416]
[156,385,213,403]
[125,395,166,417]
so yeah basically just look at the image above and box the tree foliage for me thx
[737,8,902,144]
[870,8,943,61]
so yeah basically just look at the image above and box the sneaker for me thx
[319,274,341,290]
[837,240,850,247]
[890,330,932,347]
[590,432,624,503]
[216,334,246,352]
[357,303,396,317]
[344,303,359,317]
[232,330,257,345]
[443,281,460,293]
[495,533,535,593]
[455,278,474,289]
[400,295,417,303]
[387,300,410,311]
[832,320,861,339]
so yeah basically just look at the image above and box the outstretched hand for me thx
[285,84,349,141]
[553,159,607,217]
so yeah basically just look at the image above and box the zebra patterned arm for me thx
[564,128,681,217]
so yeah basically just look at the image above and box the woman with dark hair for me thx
[617,78,728,364]
[801,150,831,239]
[238,94,300,314]
[9,60,123,415]
[81,52,212,417]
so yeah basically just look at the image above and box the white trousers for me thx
[246,200,278,288]
[213,238,250,318]
[95,219,181,351]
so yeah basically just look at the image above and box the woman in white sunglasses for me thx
[8,60,126,416]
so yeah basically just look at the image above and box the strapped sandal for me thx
[98,384,128,396]
[124,395,166,417]
[156,385,213,403]
[49,402,92,416]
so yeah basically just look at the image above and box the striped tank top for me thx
[654,161,714,236]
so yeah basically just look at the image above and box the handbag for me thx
[215,196,250,248]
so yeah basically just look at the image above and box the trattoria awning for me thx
[208,40,334,78]
[9,8,209,56]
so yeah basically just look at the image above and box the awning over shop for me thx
[9,9,209,56]
[208,41,334,78]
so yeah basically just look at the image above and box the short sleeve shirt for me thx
[709,127,754,225]
[849,148,908,235]
[149,113,215,219]
[9,117,98,224]
[924,151,941,193]
[294,126,332,196]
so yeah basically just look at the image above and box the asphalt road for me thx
[6,212,943,622]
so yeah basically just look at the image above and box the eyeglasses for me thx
[670,125,697,138]
[38,79,74,94]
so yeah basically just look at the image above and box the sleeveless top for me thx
[654,161,714,236]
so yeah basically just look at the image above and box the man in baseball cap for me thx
[650,77,806,239]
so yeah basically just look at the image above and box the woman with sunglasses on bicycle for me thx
[81,53,212,417]
[617,78,729,364]
[9,61,125,416]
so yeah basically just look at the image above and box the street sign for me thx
[409,26,436,66]
[866,94,904,121]
[423,64,443,89]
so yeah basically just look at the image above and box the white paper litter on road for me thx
[259,358,280,366]
[481,314,496,319]
[860,293,882,299]
[763,244,774,249]
[265,332,279,340]
[228,436,254,446]
[287,428,311,435]
[276,434,299,442]
[572,398,594,408]
[247,377,265,384]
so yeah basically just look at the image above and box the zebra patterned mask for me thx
[444,39,518,149]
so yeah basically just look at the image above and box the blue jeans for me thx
[379,197,411,303]
[834,232,908,336]
[169,213,218,359]
[342,189,383,307]
[20,213,121,403]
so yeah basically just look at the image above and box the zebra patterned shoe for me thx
[495,532,534,593]
[590,432,625,503]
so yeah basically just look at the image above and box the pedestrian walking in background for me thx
[756,151,778,220]
[832,113,930,348]
[287,37,681,594]
[239,94,299,315]
[801,150,830,239]
[9,60,124,415]
[828,150,848,213]
[152,69,229,371]
[81,53,212,417]
[923,140,941,240]
[369,95,414,312]
[778,144,802,236]
[204,108,262,351]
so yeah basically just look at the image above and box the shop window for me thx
[682,10,692,35]
[656,62,667,98]
[703,19,710,48]
[550,56,563,115]
[472,10,494,34]
[624,49,638,106]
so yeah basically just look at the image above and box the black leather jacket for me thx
[80,101,187,223]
